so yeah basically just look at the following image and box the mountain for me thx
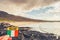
[0,11,44,22]
[0,11,60,22]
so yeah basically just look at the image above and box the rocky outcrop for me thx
[0,22,59,40]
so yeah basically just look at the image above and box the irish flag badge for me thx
[7,26,19,37]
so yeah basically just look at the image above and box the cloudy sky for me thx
[0,0,60,21]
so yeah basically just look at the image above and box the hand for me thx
[0,35,9,40]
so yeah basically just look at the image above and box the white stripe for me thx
[11,30,15,37]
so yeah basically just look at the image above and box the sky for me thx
[0,0,60,21]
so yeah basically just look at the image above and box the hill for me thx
[0,11,44,22]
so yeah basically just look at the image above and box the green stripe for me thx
[7,30,11,36]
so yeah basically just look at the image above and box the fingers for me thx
[0,35,5,40]
[0,35,9,40]
[2,35,9,40]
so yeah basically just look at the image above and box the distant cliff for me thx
[0,11,60,22]
[0,11,45,22]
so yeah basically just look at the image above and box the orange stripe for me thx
[15,30,18,37]
[8,37,12,40]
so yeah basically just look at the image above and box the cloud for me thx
[0,0,60,21]
[24,2,60,21]
[0,0,59,10]
[9,0,60,10]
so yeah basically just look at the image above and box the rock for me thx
[0,22,59,40]
[0,30,7,36]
